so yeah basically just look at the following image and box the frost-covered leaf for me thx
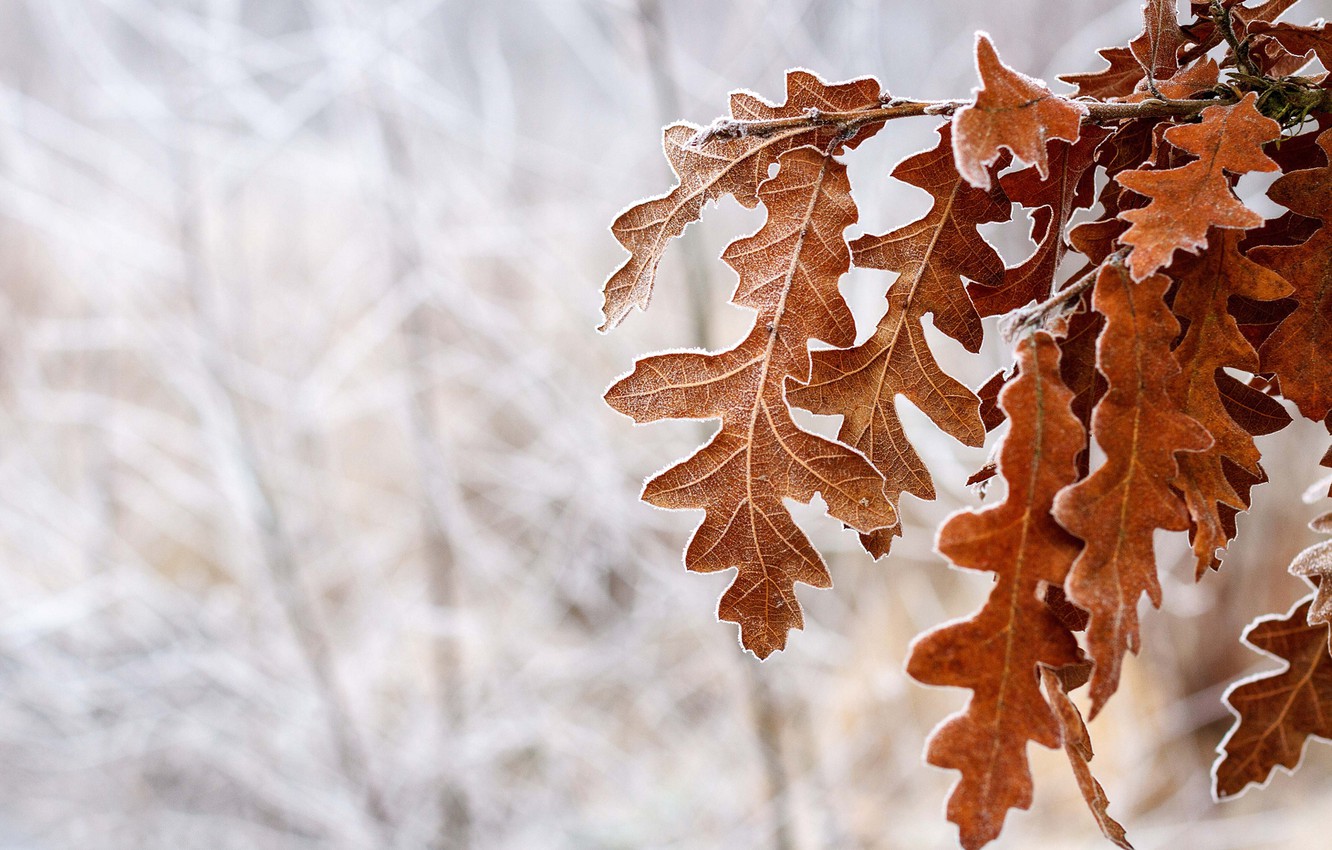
[1041,666,1134,849]
[1116,93,1281,279]
[1254,130,1332,422]
[906,333,1084,849]
[1054,266,1210,714]
[952,33,1086,190]
[790,124,1008,557]
[1214,592,1332,799]
[606,146,896,657]
[600,71,884,330]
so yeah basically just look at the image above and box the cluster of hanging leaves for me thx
[601,1,1332,846]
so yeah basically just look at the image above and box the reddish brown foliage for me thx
[953,33,1086,190]
[1042,666,1133,849]
[970,130,1105,317]
[1170,232,1293,574]
[1214,592,1332,799]
[1130,0,1185,84]
[1116,93,1281,280]
[602,3,1332,846]
[1253,130,1332,421]
[905,333,1084,849]
[789,124,1007,557]
[1289,513,1332,634]
[600,71,884,331]
[1053,265,1210,715]
[605,143,896,658]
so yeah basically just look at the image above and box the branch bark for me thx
[690,89,1332,148]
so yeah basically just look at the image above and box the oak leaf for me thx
[1129,0,1185,85]
[1116,92,1282,280]
[906,332,1084,850]
[1040,666,1133,850]
[1213,592,1332,799]
[1170,231,1292,575]
[952,33,1087,190]
[1122,57,1219,103]
[600,71,883,330]
[1252,129,1332,422]
[1059,46,1146,100]
[1058,306,1109,479]
[1247,21,1332,72]
[789,125,1009,557]
[969,130,1106,317]
[1183,0,1302,66]
[1054,266,1210,715]
[605,146,896,658]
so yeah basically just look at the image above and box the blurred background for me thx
[0,0,1330,847]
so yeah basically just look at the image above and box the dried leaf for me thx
[789,125,1009,557]
[1214,592,1332,799]
[976,369,1010,433]
[952,33,1087,190]
[1059,46,1146,99]
[1248,21,1332,71]
[1059,306,1109,478]
[606,146,896,657]
[906,333,1084,849]
[1054,266,1211,715]
[970,130,1106,317]
[1116,93,1282,280]
[1129,0,1185,85]
[1123,57,1220,102]
[1183,0,1301,65]
[600,71,883,330]
[1253,130,1332,422]
[1040,666,1134,850]
[1170,232,1293,575]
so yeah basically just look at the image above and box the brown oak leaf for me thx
[789,125,1009,557]
[1253,129,1332,422]
[1213,592,1332,799]
[1060,47,1145,100]
[952,33,1087,190]
[1122,57,1220,103]
[1183,0,1302,65]
[906,332,1084,850]
[1053,265,1211,715]
[1247,21,1332,72]
[1040,666,1134,850]
[1059,306,1109,478]
[969,129,1106,317]
[600,71,883,330]
[605,146,896,658]
[1130,0,1185,85]
[1170,231,1292,575]
[1116,92,1281,280]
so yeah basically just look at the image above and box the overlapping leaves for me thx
[789,124,1008,557]
[600,71,885,331]
[602,3,1332,846]
[905,333,1089,849]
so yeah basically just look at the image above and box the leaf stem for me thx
[1000,250,1129,343]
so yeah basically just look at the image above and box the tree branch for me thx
[689,86,1332,148]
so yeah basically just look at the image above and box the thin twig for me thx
[1211,0,1258,78]
[1000,250,1129,343]
[688,95,1237,148]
